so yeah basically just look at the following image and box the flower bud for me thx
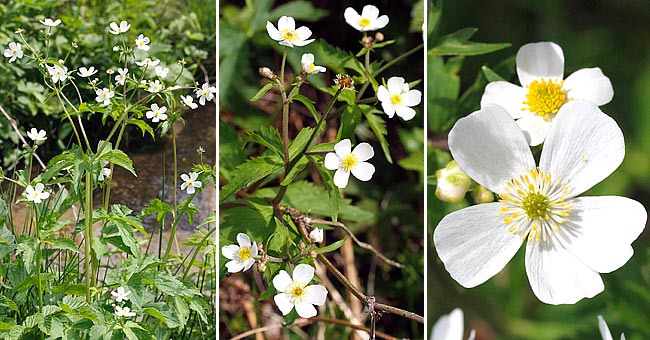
[435,160,471,204]
[309,228,323,243]
[258,67,276,79]
[309,250,317,259]
[257,261,266,273]
[362,35,374,48]
[298,241,306,251]
[375,32,384,42]
[334,74,355,91]
[472,184,495,204]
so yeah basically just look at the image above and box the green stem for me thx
[181,227,216,281]
[84,171,93,302]
[355,40,372,103]
[376,43,424,75]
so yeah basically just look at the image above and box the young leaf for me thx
[316,238,346,254]
[291,94,319,121]
[429,28,510,56]
[219,156,283,202]
[102,149,137,177]
[250,82,275,102]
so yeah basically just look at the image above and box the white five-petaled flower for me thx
[77,66,97,78]
[180,172,201,194]
[300,53,326,74]
[195,82,216,106]
[433,101,647,305]
[114,305,136,318]
[598,315,626,340]
[110,286,131,303]
[154,66,169,79]
[266,16,314,47]
[324,139,375,188]
[24,183,50,204]
[116,68,128,85]
[95,88,114,106]
[135,58,160,68]
[344,5,389,32]
[181,95,198,109]
[309,228,323,243]
[146,103,168,123]
[272,264,328,318]
[40,18,61,27]
[109,20,130,35]
[377,76,422,121]
[481,41,614,146]
[221,233,258,273]
[135,34,150,51]
[4,42,23,63]
[47,64,68,83]
[147,80,163,93]
[27,128,47,142]
[99,160,111,181]
[430,308,476,340]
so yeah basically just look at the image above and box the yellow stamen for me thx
[359,18,371,27]
[238,247,251,260]
[340,154,358,172]
[522,79,570,120]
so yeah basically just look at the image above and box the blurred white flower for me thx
[598,315,626,340]
[154,66,169,79]
[221,233,258,273]
[24,183,50,204]
[266,16,314,47]
[376,77,421,121]
[146,103,168,123]
[40,18,61,27]
[430,308,475,340]
[95,88,114,106]
[27,128,47,142]
[77,66,98,78]
[180,172,201,194]
[116,68,128,85]
[109,20,130,35]
[135,58,160,68]
[47,64,68,83]
[135,34,150,51]
[195,82,216,105]
[110,286,131,303]
[114,305,136,317]
[4,42,23,63]
[324,139,375,188]
[181,95,198,109]
[344,5,389,32]
[301,53,326,74]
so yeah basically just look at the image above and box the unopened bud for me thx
[334,74,355,91]
[259,67,276,79]
[257,261,266,273]
[309,228,323,243]
[298,241,306,251]
[472,184,495,204]
[361,35,374,48]
[295,75,303,82]
[435,160,471,204]
[375,32,384,42]
[309,250,317,259]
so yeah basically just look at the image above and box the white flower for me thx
[344,5,389,32]
[147,80,163,93]
[598,315,626,340]
[272,264,328,318]
[135,34,150,51]
[309,228,323,243]
[430,308,475,340]
[266,16,314,47]
[47,64,68,83]
[481,41,614,146]
[77,66,97,78]
[195,82,216,106]
[99,160,111,181]
[180,172,201,194]
[433,101,647,305]
[4,42,23,63]
[116,68,128,85]
[377,77,422,121]
[40,18,61,27]
[27,128,47,142]
[146,103,168,123]
[109,20,130,35]
[135,58,160,68]
[324,139,375,188]
[435,160,472,204]
[181,95,198,109]
[24,183,50,204]
[301,53,326,74]
[110,286,131,303]
[154,66,169,79]
[95,88,114,106]
[221,233,258,273]
[114,305,136,318]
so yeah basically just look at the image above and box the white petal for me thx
[395,106,417,121]
[598,315,614,340]
[225,260,245,273]
[386,77,405,94]
[305,285,328,305]
[401,89,422,107]
[564,67,613,105]
[242,258,255,272]
[294,302,317,318]
[333,169,351,188]
[272,270,292,291]
[515,114,552,146]
[448,104,535,193]
[539,100,624,196]
[361,5,380,20]
[291,38,314,47]
[277,16,294,31]
[381,102,396,117]
[352,143,374,161]
[295,26,312,41]
[221,245,240,260]
[371,15,389,30]
[274,293,294,315]
[344,8,362,30]
[431,308,464,340]
[334,139,352,157]
[292,264,314,283]
[433,203,523,288]
[376,85,390,102]
[480,81,528,119]
[351,162,374,182]
[516,42,565,86]
[525,239,604,305]
[181,173,190,181]
[324,153,340,170]
[279,41,294,47]
[236,233,251,247]
[564,196,646,273]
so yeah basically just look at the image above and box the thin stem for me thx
[84,171,92,302]
[355,41,372,103]
[376,43,424,75]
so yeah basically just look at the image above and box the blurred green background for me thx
[428,0,650,339]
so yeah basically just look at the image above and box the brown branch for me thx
[0,105,47,170]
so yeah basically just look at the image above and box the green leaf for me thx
[189,298,209,324]
[140,198,173,227]
[280,156,309,186]
[288,127,314,160]
[309,141,335,153]
[250,82,275,102]
[102,149,136,177]
[42,238,79,253]
[142,303,183,329]
[242,126,284,158]
[143,272,200,297]
[360,105,392,163]
[219,120,246,179]
[291,94,319,121]
[337,105,362,142]
[268,1,328,22]
[398,151,424,173]
[219,156,283,202]
[0,295,18,313]
[308,156,340,222]
[316,238,346,254]
[482,65,506,82]
[430,27,510,56]
[428,56,461,132]
[317,39,365,76]
[127,119,155,138]
[218,22,247,106]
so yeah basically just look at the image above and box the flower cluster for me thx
[111,286,136,318]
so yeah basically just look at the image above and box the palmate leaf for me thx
[219,155,283,202]
[429,27,510,56]
[242,125,284,158]
[360,104,392,164]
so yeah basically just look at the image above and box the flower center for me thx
[309,63,315,71]
[238,246,251,260]
[359,18,371,27]
[499,168,573,243]
[522,79,569,121]
[340,154,358,172]
[390,94,402,105]
[281,29,298,42]
[286,281,308,304]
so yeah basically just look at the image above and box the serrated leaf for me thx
[430,27,510,56]
[219,156,283,202]
[291,94,319,121]
[127,119,155,138]
[101,149,136,177]
[337,105,361,142]
[398,151,424,173]
[142,303,183,328]
[360,105,392,163]
[0,295,18,313]
[242,126,284,158]
[143,272,200,297]
[140,198,173,227]
[188,298,209,324]
[308,156,340,222]
[42,238,79,253]
[316,238,346,254]
[280,156,308,186]
[250,82,275,102]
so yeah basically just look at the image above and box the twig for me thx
[0,105,46,170]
